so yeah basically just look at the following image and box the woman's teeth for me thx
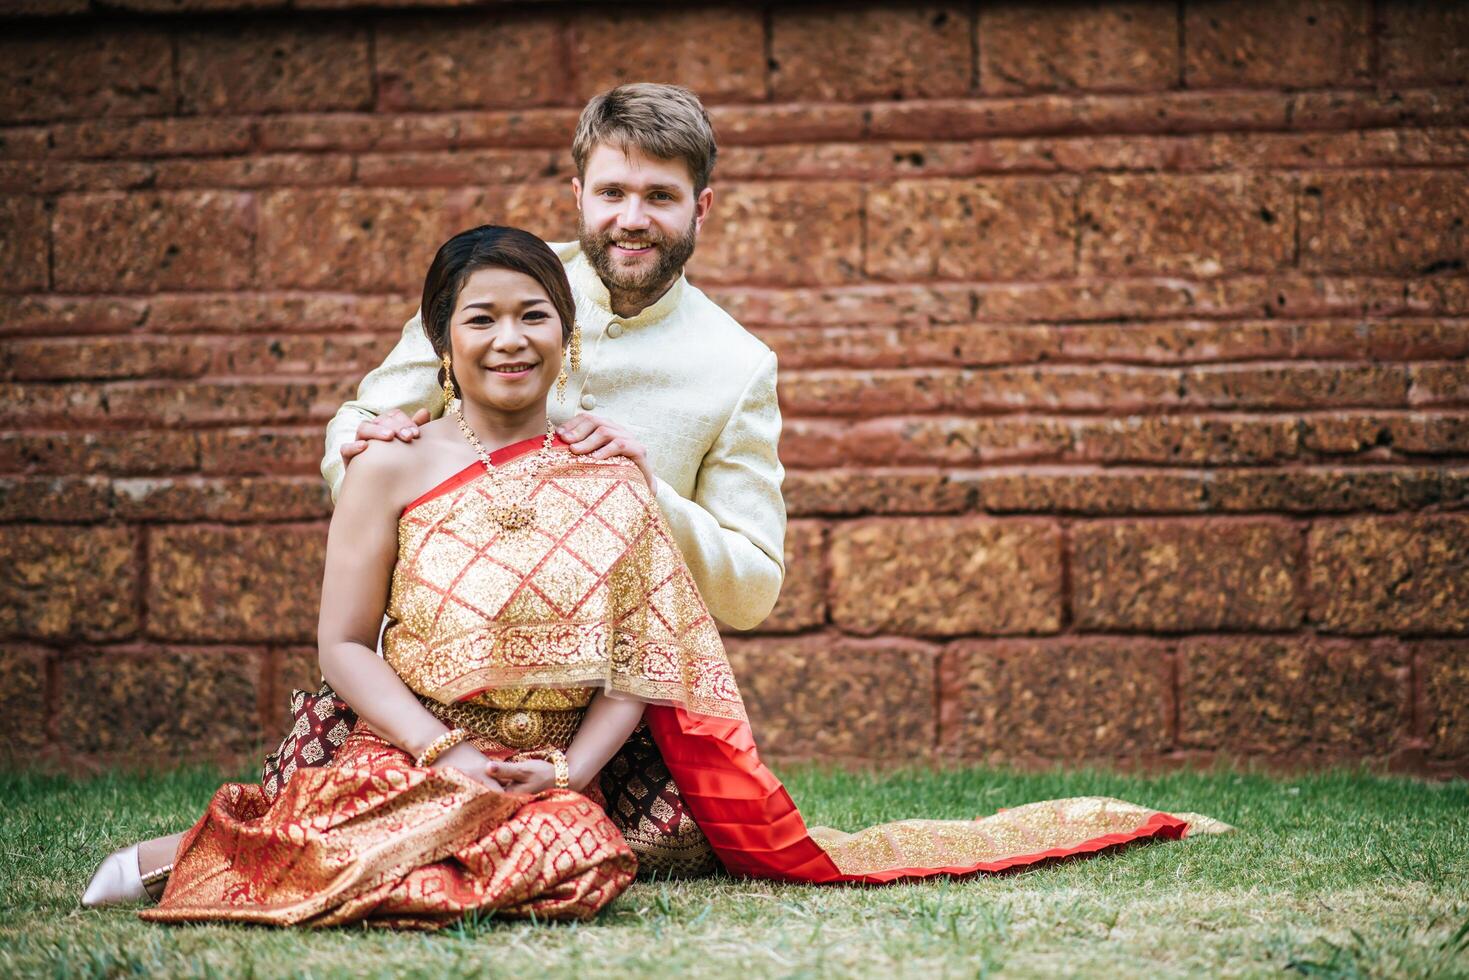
[490,364,533,373]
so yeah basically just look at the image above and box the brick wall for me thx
[1,1,1466,776]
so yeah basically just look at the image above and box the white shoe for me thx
[81,843,146,907]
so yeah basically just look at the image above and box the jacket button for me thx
[607,322,623,339]
[580,393,597,410]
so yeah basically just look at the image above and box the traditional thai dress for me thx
[148,436,1227,929]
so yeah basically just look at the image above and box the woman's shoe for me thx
[81,844,147,907]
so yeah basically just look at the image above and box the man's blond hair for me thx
[571,83,717,193]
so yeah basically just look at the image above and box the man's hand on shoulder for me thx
[341,408,431,468]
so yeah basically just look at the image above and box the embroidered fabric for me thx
[146,723,635,927]
[383,449,746,722]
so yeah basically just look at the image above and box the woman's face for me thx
[448,266,564,415]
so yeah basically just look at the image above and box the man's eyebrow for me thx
[590,180,682,194]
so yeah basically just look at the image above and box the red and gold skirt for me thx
[142,720,635,929]
[258,684,719,881]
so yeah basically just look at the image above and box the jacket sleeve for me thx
[652,349,787,630]
[320,311,443,503]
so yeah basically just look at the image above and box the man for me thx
[327,82,785,630]
[82,82,787,908]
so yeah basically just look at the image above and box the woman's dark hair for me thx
[420,225,576,384]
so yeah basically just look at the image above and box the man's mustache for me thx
[593,230,666,246]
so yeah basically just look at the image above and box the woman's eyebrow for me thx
[461,298,548,312]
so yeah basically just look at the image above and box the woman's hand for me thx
[433,741,505,793]
[557,413,658,491]
[486,758,557,795]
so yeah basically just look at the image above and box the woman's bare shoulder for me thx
[347,434,421,479]
[338,423,466,509]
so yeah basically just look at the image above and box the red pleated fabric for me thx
[644,706,1189,884]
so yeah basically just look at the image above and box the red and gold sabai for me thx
[384,444,746,721]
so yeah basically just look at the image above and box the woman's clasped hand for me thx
[432,741,505,793]
[485,759,559,795]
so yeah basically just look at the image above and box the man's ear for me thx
[570,177,583,214]
[693,186,714,234]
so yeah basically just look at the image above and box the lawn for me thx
[1,764,1465,978]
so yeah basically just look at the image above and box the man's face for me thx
[573,143,714,297]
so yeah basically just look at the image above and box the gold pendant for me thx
[492,503,537,531]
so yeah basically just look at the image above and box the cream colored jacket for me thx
[321,241,787,630]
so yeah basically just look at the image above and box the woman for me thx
[100,226,657,925]
[87,225,1226,926]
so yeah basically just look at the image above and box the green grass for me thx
[1,764,1466,978]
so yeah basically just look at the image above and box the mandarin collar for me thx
[565,248,686,330]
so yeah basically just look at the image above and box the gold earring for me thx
[441,353,456,404]
[556,362,569,403]
[569,324,582,374]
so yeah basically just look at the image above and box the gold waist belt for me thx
[421,696,584,751]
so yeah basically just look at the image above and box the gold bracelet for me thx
[415,727,469,768]
[549,748,570,790]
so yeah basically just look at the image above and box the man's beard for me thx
[579,214,698,303]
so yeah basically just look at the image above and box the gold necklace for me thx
[450,405,557,532]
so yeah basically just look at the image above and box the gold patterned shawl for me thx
[384,446,746,721]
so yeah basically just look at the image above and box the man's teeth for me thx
[617,241,652,249]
